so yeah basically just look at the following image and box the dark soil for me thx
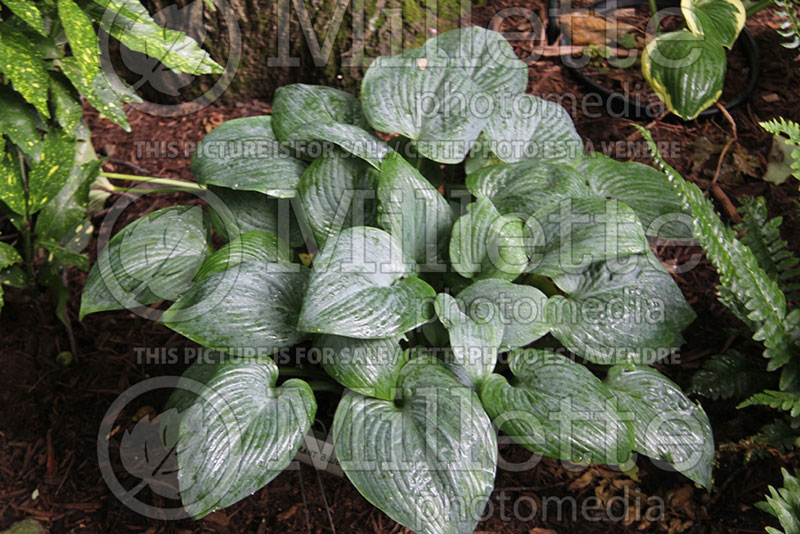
[2,1,800,533]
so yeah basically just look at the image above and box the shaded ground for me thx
[2,1,800,532]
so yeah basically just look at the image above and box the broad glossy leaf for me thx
[0,242,22,269]
[361,46,487,164]
[298,226,435,338]
[1,0,45,34]
[0,21,50,117]
[285,121,391,168]
[334,357,497,534]
[297,150,378,249]
[449,197,527,281]
[456,279,549,350]
[483,94,583,163]
[434,293,503,385]
[315,335,406,400]
[480,350,634,464]
[61,57,138,131]
[546,254,696,364]
[28,129,75,213]
[49,73,84,135]
[90,0,223,75]
[466,159,591,217]
[642,31,726,120]
[206,186,304,247]
[682,0,746,48]
[194,231,291,279]
[80,206,209,318]
[0,86,41,159]
[174,357,316,517]
[378,153,454,266]
[192,116,307,198]
[162,261,309,354]
[604,365,714,488]
[0,139,26,215]
[525,198,648,278]
[58,0,101,85]
[580,155,692,238]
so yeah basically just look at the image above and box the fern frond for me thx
[691,351,771,400]
[761,117,800,182]
[739,390,800,417]
[757,468,800,534]
[759,418,800,452]
[736,196,800,305]
[637,126,794,370]
[771,0,800,57]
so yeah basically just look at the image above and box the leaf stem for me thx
[304,380,344,394]
[101,172,206,192]
[649,0,660,33]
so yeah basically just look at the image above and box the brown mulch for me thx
[2,1,800,533]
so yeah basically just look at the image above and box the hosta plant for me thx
[82,27,713,533]
[0,0,221,317]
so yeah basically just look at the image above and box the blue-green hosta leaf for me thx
[80,206,209,318]
[27,129,76,213]
[58,0,101,85]
[297,149,378,249]
[546,255,696,364]
[194,231,292,280]
[90,0,223,75]
[434,293,503,385]
[0,139,26,215]
[378,152,454,267]
[361,46,487,164]
[1,0,45,34]
[604,365,714,488]
[450,197,527,281]
[483,94,583,163]
[191,116,308,198]
[206,186,304,247]
[465,159,591,217]
[334,357,497,534]
[163,261,309,353]
[480,350,634,464]
[61,57,140,131]
[0,22,50,117]
[49,73,84,135]
[286,121,391,168]
[315,335,406,400]
[174,357,316,518]
[0,86,41,159]
[580,155,692,238]
[0,242,22,269]
[525,198,649,278]
[456,279,549,350]
[298,226,435,338]
[642,30,726,120]
[682,0,746,48]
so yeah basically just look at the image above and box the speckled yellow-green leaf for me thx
[61,58,131,131]
[0,22,50,118]
[58,0,101,85]
[0,85,42,160]
[0,242,23,270]
[1,0,46,35]
[49,72,84,134]
[38,237,90,271]
[28,129,76,214]
[0,138,27,215]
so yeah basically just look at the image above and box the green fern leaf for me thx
[637,126,795,370]
[739,390,800,417]
[691,351,771,400]
[757,468,800,534]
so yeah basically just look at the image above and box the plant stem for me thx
[304,380,343,394]
[101,172,206,192]
[649,0,660,33]
[745,0,772,17]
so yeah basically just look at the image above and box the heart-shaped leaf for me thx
[174,356,316,517]
[604,365,714,488]
[378,152,454,267]
[162,261,309,354]
[298,226,435,338]
[434,293,504,385]
[80,206,209,319]
[334,357,497,534]
[297,149,378,250]
[483,94,583,163]
[525,198,649,278]
[466,159,591,217]
[272,84,366,142]
[546,254,696,364]
[456,279,549,350]
[480,349,634,464]
[191,116,307,198]
[315,335,406,400]
[449,197,527,281]
[194,231,292,280]
[580,155,692,238]
[682,0,746,48]
[642,30,726,120]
